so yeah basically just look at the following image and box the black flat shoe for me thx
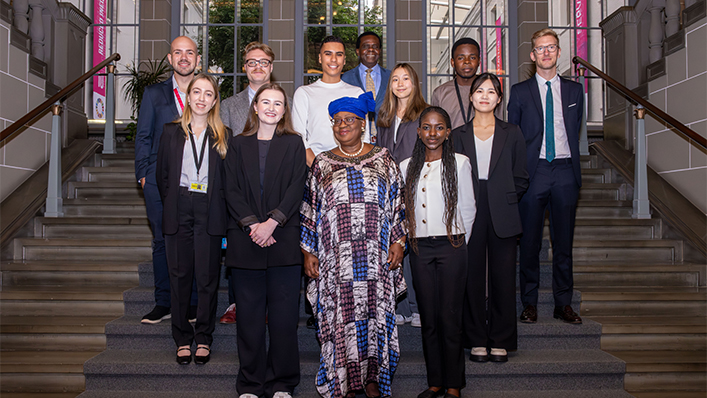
[417,388,446,398]
[194,346,211,365]
[176,347,191,365]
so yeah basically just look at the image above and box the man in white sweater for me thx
[292,35,364,167]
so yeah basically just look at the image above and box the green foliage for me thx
[123,55,171,117]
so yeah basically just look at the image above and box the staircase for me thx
[0,143,146,397]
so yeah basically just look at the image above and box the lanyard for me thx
[174,88,185,113]
[188,126,208,178]
[454,79,473,124]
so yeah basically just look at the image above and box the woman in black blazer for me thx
[452,73,529,363]
[156,73,229,365]
[224,83,306,398]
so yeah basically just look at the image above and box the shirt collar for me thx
[247,86,257,104]
[359,63,380,75]
[535,73,560,86]
[172,75,186,94]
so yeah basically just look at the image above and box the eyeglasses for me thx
[245,59,272,68]
[330,116,363,126]
[533,44,559,54]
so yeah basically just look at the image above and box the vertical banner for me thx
[92,0,107,119]
[576,0,588,71]
[495,17,503,75]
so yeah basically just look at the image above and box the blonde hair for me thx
[243,42,275,61]
[531,28,560,48]
[178,73,228,159]
[241,83,299,137]
[377,63,427,128]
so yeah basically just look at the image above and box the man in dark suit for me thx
[134,36,200,324]
[508,28,584,324]
[341,31,391,144]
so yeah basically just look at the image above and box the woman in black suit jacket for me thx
[224,83,306,397]
[452,73,529,363]
[156,73,229,366]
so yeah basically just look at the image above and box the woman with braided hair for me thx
[400,106,475,398]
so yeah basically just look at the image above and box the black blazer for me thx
[377,118,419,164]
[155,122,228,236]
[452,118,529,238]
[135,77,181,184]
[224,133,307,270]
[507,76,584,186]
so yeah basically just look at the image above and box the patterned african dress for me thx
[300,146,407,398]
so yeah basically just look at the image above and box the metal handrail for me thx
[572,56,706,150]
[0,53,121,142]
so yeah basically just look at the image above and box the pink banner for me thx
[92,0,107,119]
[495,17,503,75]
[576,0,588,62]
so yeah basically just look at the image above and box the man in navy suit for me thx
[134,36,200,324]
[508,28,584,325]
[341,31,390,144]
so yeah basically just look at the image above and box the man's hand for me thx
[387,239,405,270]
[303,249,320,278]
[140,177,146,189]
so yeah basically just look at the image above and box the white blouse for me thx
[400,153,476,243]
[474,134,494,180]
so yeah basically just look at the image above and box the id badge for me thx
[189,181,207,193]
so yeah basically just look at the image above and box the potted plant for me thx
[122,56,171,140]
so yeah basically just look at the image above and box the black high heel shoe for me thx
[176,346,191,365]
[194,345,211,365]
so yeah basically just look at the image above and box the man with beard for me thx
[431,38,481,129]
[134,36,200,324]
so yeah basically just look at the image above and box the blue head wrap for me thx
[328,92,376,119]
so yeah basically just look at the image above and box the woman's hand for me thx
[303,249,320,279]
[250,218,279,247]
[387,239,405,270]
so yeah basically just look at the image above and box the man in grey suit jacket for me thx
[218,42,275,324]
[341,31,391,144]
[220,42,275,137]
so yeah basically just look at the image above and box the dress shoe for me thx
[176,346,191,365]
[194,345,211,365]
[188,305,197,323]
[520,305,537,323]
[417,388,446,398]
[489,348,508,362]
[469,347,489,362]
[219,303,236,324]
[554,305,582,324]
[142,305,171,324]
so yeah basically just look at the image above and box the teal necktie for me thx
[545,81,555,162]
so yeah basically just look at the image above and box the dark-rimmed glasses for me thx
[330,116,363,126]
[245,59,272,68]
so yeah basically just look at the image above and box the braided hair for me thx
[405,106,463,254]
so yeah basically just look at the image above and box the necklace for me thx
[339,141,364,157]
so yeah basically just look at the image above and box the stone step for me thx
[574,264,704,287]
[12,238,152,261]
[99,153,134,168]
[578,183,626,201]
[567,239,683,263]
[580,287,707,317]
[575,200,633,219]
[0,285,130,317]
[82,348,625,393]
[624,371,707,393]
[104,315,602,352]
[0,333,106,351]
[34,217,151,239]
[67,181,143,200]
[579,155,598,169]
[600,333,707,351]
[0,316,116,334]
[545,218,662,240]
[0,373,85,393]
[2,392,82,398]
[632,392,707,398]
[607,350,707,373]
[589,316,707,335]
[0,351,96,373]
[581,168,614,184]
[62,198,147,217]
[1,261,139,286]
[83,167,137,182]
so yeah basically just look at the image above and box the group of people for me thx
[134,26,584,398]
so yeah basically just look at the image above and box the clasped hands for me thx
[249,218,278,248]
[302,238,406,280]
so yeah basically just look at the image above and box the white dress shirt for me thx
[535,74,571,159]
[475,134,494,180]
[180,127,209,188]
[400,153,476,243]
[247,85,257,104]
[172,76,187,116]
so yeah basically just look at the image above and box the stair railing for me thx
[572,56,706,220]
[0,52,121,217]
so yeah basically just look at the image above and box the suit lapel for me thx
[172,125,186,186]
[162,78,180,120]
[488,119,508,176]
[242,134,263,215]
[262,134,285,201]
[527,78,544,121]
[236,90,251,120]
[459,124,479,183]
[207,130,216,202]
[560,77,576,139]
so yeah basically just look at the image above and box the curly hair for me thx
[405,106,463,254]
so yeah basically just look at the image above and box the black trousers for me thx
[233,265,302,397]
[464,180,518,351]
[410,237,467,389]
[519,159,579,307]
[164,189,221,347]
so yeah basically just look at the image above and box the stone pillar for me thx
[600,7,638,149]
[270,0,296,96]
[27,0,44,60]
[12,0,29,33]
[395,0,423,79]
[665,0,681,36]
[52,3,91,144]
[516,0,548,80]
[140,0,173,65]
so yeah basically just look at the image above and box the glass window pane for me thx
[483,1,507,27]
[453,0,479,25]
[549,0,572,27]
[240,0,262,23]
[208,25,235,74]
[209,1,234,23]
[182,0,206,25]
[307,0,327,24]
[481,27,508,76]
[114,26,138,71]
[429,26,450,75]
[305,26,327,73]
[237,26,263,70]
[333,0,359,25]
[363,0,383,25]
[553,28,574,76]
[114,0,138,24]
[332,26,358,71]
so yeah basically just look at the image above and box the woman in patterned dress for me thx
[300,92,407,398]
